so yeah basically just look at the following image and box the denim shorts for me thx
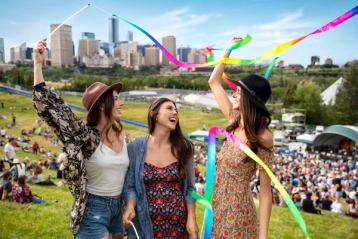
[75,193,124,239]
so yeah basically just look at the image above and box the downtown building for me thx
[144,46,160,66]
[50,24,74,67]
[108,16,119,46]
[162,36,176,66]
[78,32,100,64]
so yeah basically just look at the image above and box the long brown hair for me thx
[86,90,123,142]
[226,89,271,152]
[148,98,193,179]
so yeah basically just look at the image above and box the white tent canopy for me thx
[321,77,344,105]
[296,133,316,145]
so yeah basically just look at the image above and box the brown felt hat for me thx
[82,82,122,113]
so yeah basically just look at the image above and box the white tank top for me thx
[85,141,129,196]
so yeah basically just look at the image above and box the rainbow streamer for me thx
[264,57,279,79]
[94,5,357,68]
[215,5,358,66]
[192,127,310,239]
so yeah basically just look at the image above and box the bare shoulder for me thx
[258,129,273,149]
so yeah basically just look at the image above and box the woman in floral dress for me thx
[208,37,274,239]
[123,98,198,239]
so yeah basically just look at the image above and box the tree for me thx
[292,82,323,125]
[333,67,358,125]
[282,83,297,108]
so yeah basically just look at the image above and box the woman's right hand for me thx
[123,205,136,228]
[227,36,243,51]
[34,39,47,65]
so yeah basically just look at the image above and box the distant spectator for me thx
[32,142,40,154]
[8,158,26,181]
[346,200,357,219]
[0,171,13,200]
[4,138,16,166]
[321,195,333,210]
[11,113,16,127]
[0,159,4,172]
[28,165,55,186]
[302,192,321,214]
[0,127,6,138]
[331,197,343,214]
[12,175,45,204]
[293,192,302,210]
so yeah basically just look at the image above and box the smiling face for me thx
[156,101,178,131]
[148,98,180,134]
[232,86,242,110]
[111,90,123,122]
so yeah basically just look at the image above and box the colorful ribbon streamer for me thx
[264,57,279,79]
[192,127,310,239]
[212,5,358,66]
[94,5,357,68]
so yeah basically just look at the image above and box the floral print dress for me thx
[143,161,188,239]
[211,140,273,239]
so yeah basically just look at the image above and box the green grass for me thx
[1,92,358,239]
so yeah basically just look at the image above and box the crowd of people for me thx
[268,153,358,219]
[192,139,358,219]
[0,121,63,204]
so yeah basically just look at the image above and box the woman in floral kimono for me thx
[33,39,129,239]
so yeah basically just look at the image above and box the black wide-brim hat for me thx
[235,74,271,115]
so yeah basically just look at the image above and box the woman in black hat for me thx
[208,37,274,239]
[33,40,128,239]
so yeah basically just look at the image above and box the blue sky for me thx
[0,0,357,65]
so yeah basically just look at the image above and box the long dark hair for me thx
[226,89,271,152]
[148,98,193,179]
[86,90,123,142]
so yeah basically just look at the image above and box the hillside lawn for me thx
[0,91,357,238]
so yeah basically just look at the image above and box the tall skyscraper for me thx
[109,16,119,45]
[82,32,95,40]
[162,36,176,66]
[126,31,133,42]
[78,39,100,64]
[178,47,191,62]
[144,47,160,66]
[0,38,4,63]
[50,24,74,67]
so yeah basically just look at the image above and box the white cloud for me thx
[7,20,20,26]
[256,10,313,31]
[221,9,316,47]
[136,7,212,43]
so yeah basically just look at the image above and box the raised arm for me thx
[33,39,46,86]
[208,37,242,121]
[32,40,97,151]
[208,50,233,121]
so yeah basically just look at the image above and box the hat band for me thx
[238,81,266,106]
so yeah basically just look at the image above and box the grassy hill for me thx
[0,91,357,239]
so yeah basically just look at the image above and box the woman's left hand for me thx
[186,216,199,239]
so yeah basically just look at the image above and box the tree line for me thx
[0,65,357,126]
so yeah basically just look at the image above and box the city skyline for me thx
[0,0,357,66]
